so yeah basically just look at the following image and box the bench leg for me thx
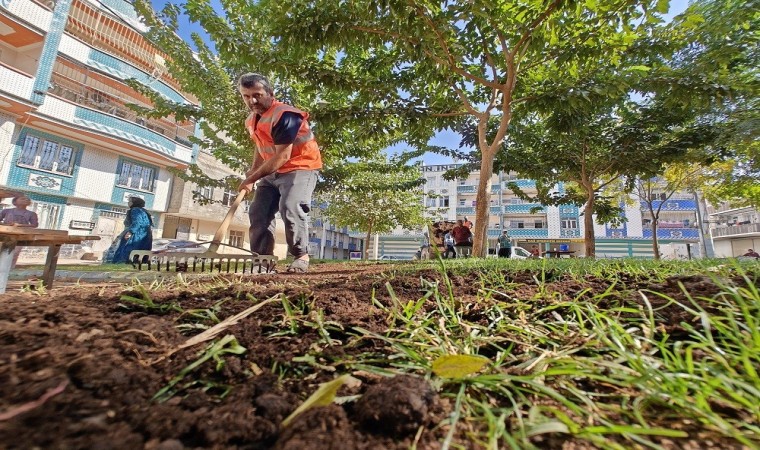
[42,244,62,290]
[0,242,17,294]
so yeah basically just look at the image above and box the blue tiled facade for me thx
[6,129,83,198]
[506,229,549,238]
[456,207,475,215]
[73,106,183,160]
[505,204,545,214]
[31,0,73,104]
[640,199,697,211]
[643,228,699,239]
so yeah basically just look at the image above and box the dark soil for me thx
[0,262,756,449]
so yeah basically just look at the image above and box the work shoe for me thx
[286,258,309,273]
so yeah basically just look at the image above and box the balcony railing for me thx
[2,0,53,31]
[711,223,760,238]
[643,228,700,239]
[49,73,194,146]
[0,63,34,101]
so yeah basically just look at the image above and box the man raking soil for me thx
[237,73,322,273]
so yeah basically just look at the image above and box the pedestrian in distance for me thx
[237,73,322,273]
[452,219,473,258]
[742,248,760,259]
[497,230,512,258]
[443,231,456,259]
[105,197,153,264]
[0,195,39,268]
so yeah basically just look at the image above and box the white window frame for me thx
[561,218,578,229]
[221,189,236,207]
[117,160,156,192]
[17,135,76,176]
[228,230,244,248]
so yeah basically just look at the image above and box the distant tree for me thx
[317,155,427,260]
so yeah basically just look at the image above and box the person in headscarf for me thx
[105,197,154,264]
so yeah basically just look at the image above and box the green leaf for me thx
[432,354,489,378]
[526,420,571,436]
[282,374,351,427]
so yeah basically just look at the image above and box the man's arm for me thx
[238,143,293,192]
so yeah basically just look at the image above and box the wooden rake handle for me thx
[209,190,247,253]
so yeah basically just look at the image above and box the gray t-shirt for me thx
[0,208,39,227]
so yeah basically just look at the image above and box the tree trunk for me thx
[651,220,660,260]
[473,151,496,257]
[363,224,373,260]
[583,190,596,258]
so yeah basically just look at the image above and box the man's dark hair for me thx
[237,73,274,95]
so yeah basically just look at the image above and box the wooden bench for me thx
[0,226,100,293]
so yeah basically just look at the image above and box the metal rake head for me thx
[129,250,278,274]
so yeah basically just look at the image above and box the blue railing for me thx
[457,185,476,194]
[455,206,475,215]
[506,229,549,238]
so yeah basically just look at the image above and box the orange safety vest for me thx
[245,100,323,173]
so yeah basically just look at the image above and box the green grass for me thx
[336,257,760,449]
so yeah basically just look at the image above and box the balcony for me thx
[490,206,502,214]
[505,204,545,214]
[711,223,760,239]
[643,228,700,239]
[49,72,195,147]
[506,228,549,238]
[1,0,53,32]
[0,63,34,102]
[457,185,476,194]
[640,199,696,211]
[36,95,193,164]
[504,179,536,189]
[456,206,475,215]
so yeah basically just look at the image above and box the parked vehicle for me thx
[509,246,535,259]
[151,239,207,254]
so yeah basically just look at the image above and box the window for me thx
[534,220,544,229]
[459,199,466,206]
[117,161,156,191]
[510,220,525,229]
[18,135,76,175]
[228,230,244,248]
[425,197,437,208]
[439,196,449,207]
[198,186,213,201]
[426,176,436,186]
[561,218,578,229]
[222,189,236,207]
[30,201,61,229]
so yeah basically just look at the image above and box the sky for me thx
[150,0,692,165]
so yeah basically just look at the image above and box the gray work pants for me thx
[248,170,318,258]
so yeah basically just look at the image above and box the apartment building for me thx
[371,164,702,259]
[707,205,760,258]
[0,0,259,259]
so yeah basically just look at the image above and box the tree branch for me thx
[510,0,564,58]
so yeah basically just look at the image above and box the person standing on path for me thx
[237,73,322,273]
[106,197,153,264]
[497,230,512,258]
[451,219,473,258]
[0,195,39,268]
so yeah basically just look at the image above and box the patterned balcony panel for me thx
[457,185,476,194]
[640,199,697,210]
[0,0,53,31]
[558,205,579,216]
[490,206,503,214]
[491,185,501,194]
[455,207,475,215]
[505,179,536,189]
[0,65,34,101]
[643,228,699,239]
[507,229,549,238]
[560,228,581,238]
[36,96,193,163]
[504,204,545,214]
